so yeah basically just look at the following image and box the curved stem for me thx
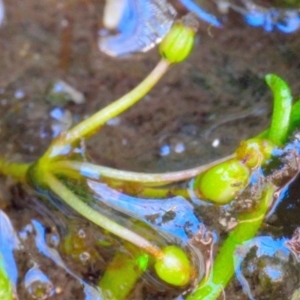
[266,74,292,145]
[187,183,276,300]
[42,59,171,160]
[99,242,146,300]
[0,157,31,183]
[288,98,300,135]
[137,187,189,198]
[44,172,163,259]
[255,98,300,140]
[49,155,235,185]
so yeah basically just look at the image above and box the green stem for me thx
[99,242,147,300]
[265,74,292,145]
[256,98,300,140]
[42,59,171,160]
[0,157,30,182]
[138,187,189,198]
[44,172,163,259]
[288,98,300,135]
[187,184,276,300]
[49,155,235,185]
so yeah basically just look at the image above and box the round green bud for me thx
[159,15,198,63]
[154,245,191,286]
[194,159,250,204]
[235,138,274,169]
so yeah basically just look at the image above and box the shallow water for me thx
[1,0,300,299]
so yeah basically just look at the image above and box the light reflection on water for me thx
[0,210,20,289]
[100,0,300,57]
[24,266,54,299]
[99,0,176,56]
[87,179,202,243]
[0,210,102,300]
[234,236,291,300]
[1,0,300,298]
[31,220,102,300]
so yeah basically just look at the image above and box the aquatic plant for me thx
[0,16,199,296]
[186,73,300,299]
[1,11,300,300]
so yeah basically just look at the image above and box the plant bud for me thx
[235,138,274,169]
[154,245,191,286]
[159,14,198,63]
[194,159,250,204]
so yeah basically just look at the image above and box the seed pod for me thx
[193,159,250,204]
[159,14,198,63]
[154,245,191,286]
[235,138,274,169]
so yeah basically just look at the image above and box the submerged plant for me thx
[0,12,300,300]
[0,15,199,296]
[187,74,300,300]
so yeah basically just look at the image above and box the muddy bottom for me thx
[1,0,300,299]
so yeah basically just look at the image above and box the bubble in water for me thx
[24,266,54,300]
[212,138,220,148]
[160,144,171,156]
[79,252,91,263]
[14,89,25,99]
[174,142,185,153]
[78,229,86,239]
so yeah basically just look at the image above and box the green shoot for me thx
[288,99,300,135]
[136,254,149,271]
[40,170,193,287]
[99,243,148,300]
[40,59,170,164]
[0,11,298,297]
[187,184,276,300]
[265,74,293,145]
[256,99,300,140]
[0,157,30,183]
[43,172,163,258]
[40,17,198,164]
[0,18,199,289]
[49,155,234,185]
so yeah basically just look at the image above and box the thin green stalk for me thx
[138,187,189,198]
[44,172,163,259]
[49,155,235,185]
[42,59,170,161]
[0,157,31,182]
[266,74,293,145]
[256,98,300,140]
[187,184,276,300]
[99,242,147,300]
[67,58,169,142]
[288,98,300,135]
